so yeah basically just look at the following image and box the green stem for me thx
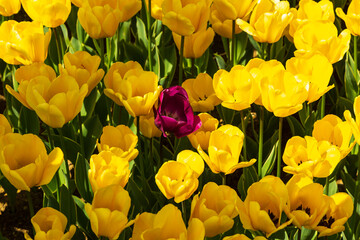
[26,190,35,236]
[99,38,105,70]
[354,35,358,85]
[179,35,185,85]
[78,114,85,158]
[231,20,236,66]
[277,117,283,178]
[240,111,247,161]
[146,0,152,72]
[52,28,62,66]
[58,128,71,187]
[46,125,60,200]
[354,150,360,236]
[181,201,187,223]
[320,94,326,119]
[258,107,264,177]
[324,176,330,195]
[136,116,144,176]
[221,173,226,185]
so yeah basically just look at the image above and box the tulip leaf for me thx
[159,44,177,88]
[42,184,59,209]
[52,133,81,164]
[286,116,305,137]
[82,88,100,120]
[336,97,355,118]
[300,227,317,240]
[73,196,98,240]
[0,173,17,211]
[82,115,103,159]
[261,141,277,177]
[75,153,93,203]
[18,106,40,135]
[59,185,76,226]
[345,52,359,102]
[214,53,226,70]
[235,31,248,64]
[247,36,262,58]
[136,17,148,50]
[341,170,355,198]
[128,177,150,214]
[122,40,146,66]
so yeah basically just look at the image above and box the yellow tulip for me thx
[162,0,212,36]
[6,67,88,128]
[97,125,138,162]
[209,4,242,38]
[78,0,141,39]
[0,0,20,16]
[176,150,204,178]
[0,20,51,65]
[237,176,292,238]
[197,124,256,175]
[155,160,198,203]
[71,0,82,7]
[259,62,308,117]
[173,27,215,59]
[131,204,205,240]
[312,114,354,159]
[236,0,295,43]
[294,21,351,64]
[344,96,360,144]
[286,52,333,103]
[187,113,219,151]
[104,62,162,117]
[212,0,257,21]
[189,182,241,237]
[223,234,267,240]
[0,114,11,136]
[145,0,164,20]
[313,193,353,237]
[213,65,260,111]
[286,174,330,229]
[21,0,71,28]
[88,151,130,193]
[59,51,105,96]
[0,133,63,191]
[336,0,360,36]
[134,110,162,138]
[288,0,335,39]
[24,207,76,240]
[85,185,132,240]
[182,73,221,112]
[283,136,341,178]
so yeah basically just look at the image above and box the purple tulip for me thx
[154,86,201,138]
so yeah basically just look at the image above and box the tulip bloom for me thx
[0,133,63,191]
[88,151,130,193]
[176,150,204,177]
[104,62,162,117]
[7,65,88,128]
[145,0,164,20]
[0,0,20,16]
[189,182,241,237]
[78,0,141,39]
[24,207,76,240]
[209,5,242,38]
[212,0,256,21]
[155,160,199,203]
[97,125,138,162]
[336,0,360,36]
[0,114,11,136]
[223,235,267,240]
[213,65,260,111]
[154,86,201,138]
[344,96,360,144]
[85,185,132,240]
[132,204,205,240]
[182,73,221,112]
[259,63,308,117]
[60,51,105,96]
[197,125,256,175]
[294,21,351,64]
[286,174,330,229]
[134,110,162,138]
[238,176,292,238]
[283,136,341,178]
[286,53,333,103]
[0,20,51,65]
[313,193,353,237]
[312,114,354,159]
[187,113,219,151]
[21,0,71,28]
[162,0,212,36]
[288,0,335,38]
[236,0,295,43]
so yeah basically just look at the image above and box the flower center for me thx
[267,210,279,225]
[318,215,335,228]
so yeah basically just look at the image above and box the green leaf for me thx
[82,115,103,159]
[136,17,148,49]
[214,54,226,70]
[73,196,97,240]
[81,88,100,120]
[300,227,317,240]
[345,52,359,102]
[53,134,81,164]
[122,40,146,66]
[128,177,150,213]
[75,153,93,203]
[159,44,177,88]
[18,106,40,135]
[261,141,277,177]
[286,116,305,137]
[59,185,76,226]
[0,172,17,211]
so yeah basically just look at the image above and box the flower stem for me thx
[241,111,247,161]
[178,35,185,85]
[78,114,85,158]
[354,149,360,236]
[320,94,326,119]
[58,128,71,187]
[231,19,236,66]
[181,201,187,223]
[258,107,264,178]
[26,190,35,236]
[136,116,144,176]
[221,173,226,185]
[354,35,358,85]
[146,0,153,72]
[46,125,60,200]
[52,28,62,67]
[277,117,283,178]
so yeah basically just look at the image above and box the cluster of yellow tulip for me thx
[1,0,360,239]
